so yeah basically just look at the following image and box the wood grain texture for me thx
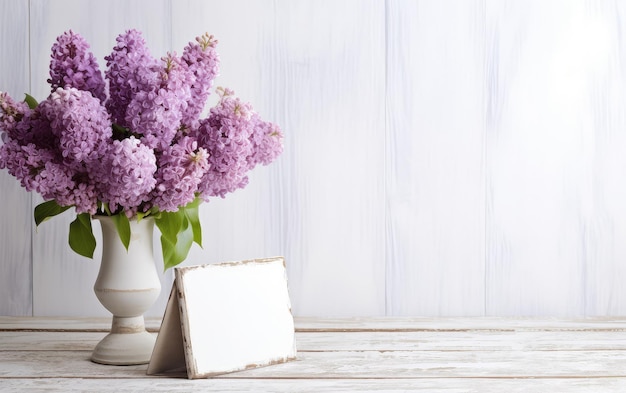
[28,0,174,317]
[3,349,626,379]
[0,0,32,316]
[3,318,626,392]
[579,0,626,316]
[3,378,626,393]
[4,330,626,352]
[172,0,387,316]
[3,315,626,331]
[484,0,626,316]
[385,0,486,316]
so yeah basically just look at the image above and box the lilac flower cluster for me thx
[104,30,157,126]
[193,88,284,199]
[0,30,283,219]
[38,88,111,172]
[153,136,209,212]
[98,136,157,217]
[48,31,106,103]
[181,33,219,130]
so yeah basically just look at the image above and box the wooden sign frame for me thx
[147,257,297,379]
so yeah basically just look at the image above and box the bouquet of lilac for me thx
[0,30,283,269]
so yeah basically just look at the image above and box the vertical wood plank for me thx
[385,0,487,316]
[172,0,387,316]
[29,0,173,317]
[572,0,626,315]
[484,0,626,315]
[0,0,32,316]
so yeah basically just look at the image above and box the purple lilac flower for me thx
[248,114,283,168]
[0,31,284,221]
[125,53,191,151]
[195,90,255,199]
[0,141,56,192]
[37,161,76,205]
[152,136,209,212]
[1,92,62,162]
[181,33,220,129]
[11,111,60,152]
[0,141,92,210]
[69,178,99,214]
[48,31,106,102]
[98,136,157,216]
[0,92,30,141]
[36,163,98,214]
[37,87,111,172]
[105,30,158,126]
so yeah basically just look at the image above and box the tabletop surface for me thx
[1,316,626,392]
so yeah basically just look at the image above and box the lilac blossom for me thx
[0,93,57,150]
[125,53,191,150]
[248,114,284,168]
[69,179,99,215]
[152,136,209,212]
[181,33,220,129]
[48,31,106,102]
[194,89,255,199]
[0,92,30,141]
[0,141,57,193]
[38,166,98,215]
[105,30,158,126]
[98,136,157,217]
[37,161,77,206]
[0,141,97,211]
[37,87,111,172]
[0,29,285,270]
[0,30,283,222]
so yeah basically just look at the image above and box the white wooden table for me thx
[1,317,626,392]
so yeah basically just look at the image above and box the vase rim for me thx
[94,214,154,222]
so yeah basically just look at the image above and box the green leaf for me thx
[34,200,72,226]
[111,123,130,140]
[110,213,131,251]
[153,203,203,270]
[68,213,96,259]
[160,215,194,271]
[24,93,38,109]
[136,206,159,222]
[184,198,203,247]
[155,209,184,243]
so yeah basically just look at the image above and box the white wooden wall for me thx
[1,0,626,317]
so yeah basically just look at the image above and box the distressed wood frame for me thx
[147,257,296,378]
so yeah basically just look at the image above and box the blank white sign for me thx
[147,257,296,378]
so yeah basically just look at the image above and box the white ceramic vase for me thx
[91,216,161,365]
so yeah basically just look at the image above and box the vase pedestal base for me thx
[91,316,156,365]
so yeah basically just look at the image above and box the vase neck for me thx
[97,216,155,253]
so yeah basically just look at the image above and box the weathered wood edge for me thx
[3,350,626,379]
[3,376,626,393]
[3,317,626,332]
[4,330,626,352]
